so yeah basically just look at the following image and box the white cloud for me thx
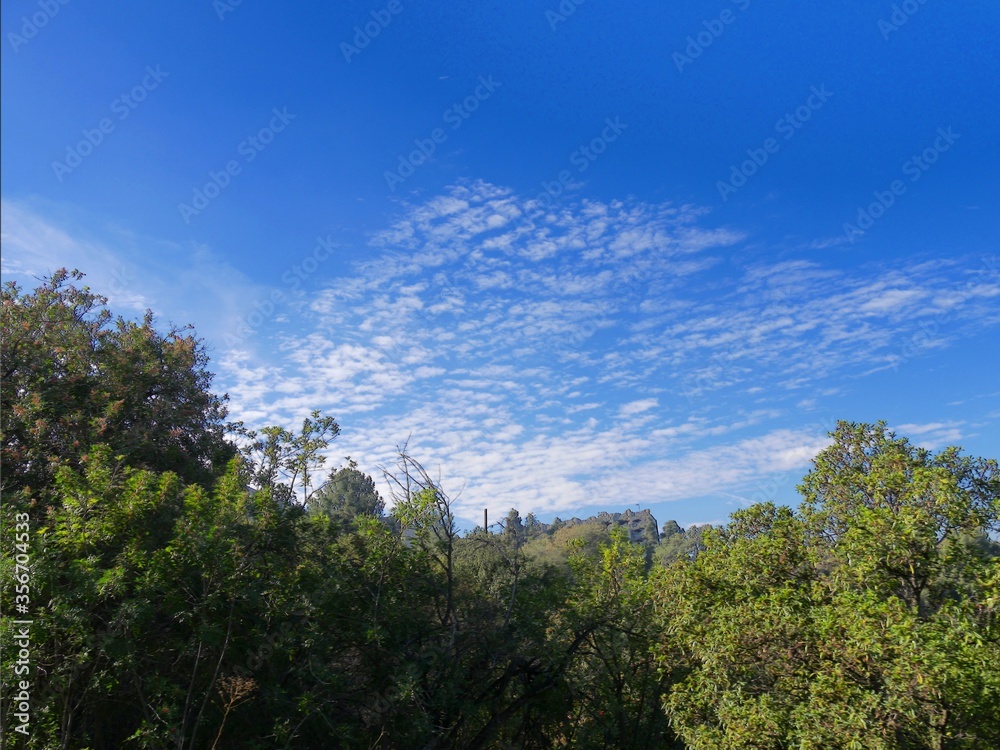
[4,185,997,527]
[0,198,266,352]
[618,398,659,416]
[224,184,995,523]
[893,421,965,448]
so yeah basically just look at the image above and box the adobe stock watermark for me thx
[546,0,587,31]
[878,0,930,40]
[8,512,35,737]
[178,107,295,223]
[213,0,245,21]
[384,75,501,192]
[404,116,627,342]
[412,116,626,362]
[51,65,169,182]
[842,126,959,243]
[673,0,752,73]
[7,0,71,53]
[104,266,135,299]
[225,234,336,346]
[729,414,838,507]
[341,0,404,62]
[536,116,628,206]
[716,85,832,202]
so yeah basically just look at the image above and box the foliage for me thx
[522,522,610,571]
[309,459,385,530]
[652,422,1000,750]
[1,269,234,495]
[238,409,340,505]
[654,521,708,566]
[2,276,997,749]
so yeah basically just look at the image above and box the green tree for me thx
[652,421,1000,750]
[523,522,609,572]
[652,503,824,749]
[309,460,384,529]
[654,521,708,567]
[1,269,234,494]
[0,447,309,749]
[554,527,679,748]
[239,409,340,505]
[800,420,999,617]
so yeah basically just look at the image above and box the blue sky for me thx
[3,0,998,529]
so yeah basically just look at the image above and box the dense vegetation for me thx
[2,271,998,749]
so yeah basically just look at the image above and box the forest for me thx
[2,270,999,749]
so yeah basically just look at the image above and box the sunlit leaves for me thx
[652,422,1000,749]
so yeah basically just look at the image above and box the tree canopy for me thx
[652,423,1000,749]
[1,269,234,495]
[309,460,385,528]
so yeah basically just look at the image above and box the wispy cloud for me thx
[3,185,997,525]
[0,198,266,349]
[893,421,966,449]
[207,183,998,522]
